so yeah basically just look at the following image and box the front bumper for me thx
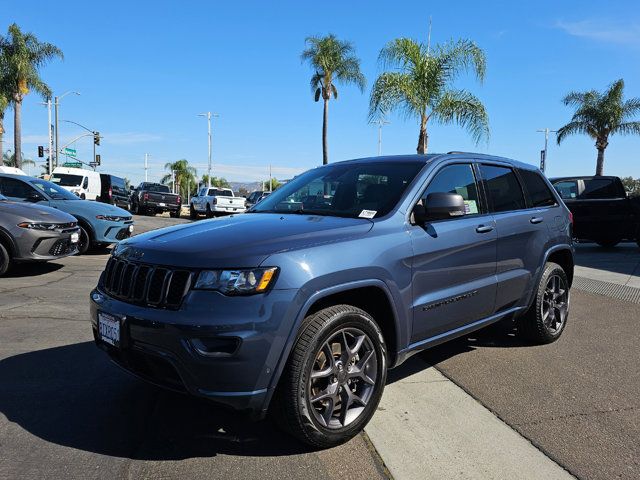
[94,220,134,244]
[14,226,81,261]
[90,286,299,415]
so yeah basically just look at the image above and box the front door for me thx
[409,162,497,343]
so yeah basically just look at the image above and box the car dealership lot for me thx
[1,214,638,479]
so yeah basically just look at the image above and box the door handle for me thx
[530,217,544,224]
[476,225,494,233]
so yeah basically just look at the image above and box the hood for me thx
[114,213,373,268]
[49,199,130,219]
[0,200,77,224]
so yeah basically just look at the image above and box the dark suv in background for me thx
[99,174,130,210]
[90,153,573,448]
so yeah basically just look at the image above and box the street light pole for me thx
[375,117,390,156]
[144,153,150,182]
[53,91,80,168]
[536,128,557,173]
[198,112,219,187]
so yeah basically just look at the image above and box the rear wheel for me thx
[190,204,198,219]
[518,262,569,344]
[273,305,387,448]
[77,225,91,255]
[0,242,11,276]
[170,209,180,218]
[596,239,621,248]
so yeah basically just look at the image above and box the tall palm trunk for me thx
[417,113,428,154]
[13,99,22,170]
[0,116,4,167]
[595,137,608,176]
[322,97,329,165]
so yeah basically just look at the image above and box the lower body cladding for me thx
[16,227,80,261]
[90,287,299,416]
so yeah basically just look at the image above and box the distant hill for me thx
[229,181,263,194]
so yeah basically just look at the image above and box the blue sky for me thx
[3,0,640,184]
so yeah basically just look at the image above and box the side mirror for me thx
[425,192,466,220]
[129,185,135,191]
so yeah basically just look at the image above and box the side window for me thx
[82,177,89,189]
[421,164,480,215]
[479,165,525,212]
[518,169,557,207]
[553,180,578,200]
[581,179,622,199]
[0,177,38,200]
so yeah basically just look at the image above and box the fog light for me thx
[190,337,240,357]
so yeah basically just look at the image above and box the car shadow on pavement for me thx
[6,262,64,277]
[0,341,312,460]
[386,323,532,385]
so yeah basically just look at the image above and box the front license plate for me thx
[159,202,166,207]
[70,232,79,243]
[98,312,120,347]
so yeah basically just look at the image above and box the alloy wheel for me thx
[541,274,568,334]
[307,327,378,429]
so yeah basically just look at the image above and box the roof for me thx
[549,176,620,182]
[333,152,537,170]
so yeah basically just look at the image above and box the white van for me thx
[0,166,27,175]
[50,167,102,200]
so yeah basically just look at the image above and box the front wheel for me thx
[273,305,387,448]
[77,225,91,255]
[190,204,198,219]
[518,262,569,344]
[0,242,11,276]
[170,209,180,218]
[205,204,213,218]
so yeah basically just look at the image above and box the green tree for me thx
[161,159,197,199]
[200,175,230,188]
[0,92,8,166]
[621,176,640,197]
[557,79,640,176]
[369,38,489,154]
[2,151,35,169]
[0,48,11,165]
[302,34,366,164]
[0,23,62,169]
[263,178,281,191]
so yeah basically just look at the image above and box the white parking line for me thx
[365,367,574,480]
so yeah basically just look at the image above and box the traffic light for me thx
[95,154,101,166]
[94,131,100,146]
[38,146,44,158]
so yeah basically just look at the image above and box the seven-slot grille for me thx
[101,256,193,309]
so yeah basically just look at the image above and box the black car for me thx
[130,182,181,217]
[551,176,640,248]
[99,174,130,210]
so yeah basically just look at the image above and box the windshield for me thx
[51,173,84,187]
[31,178,80,200]
[208,188,233,196]
[251,161,424,218]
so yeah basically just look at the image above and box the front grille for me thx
[101,257,192,309]
[49,239,74,256]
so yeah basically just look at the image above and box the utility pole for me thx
[53,91,80,168]
[269,164,272,192]
[198,112,219,187]
[376,117,390,156]
[536,128,557,173]
[144,153,150,182]
[46,100,53,174]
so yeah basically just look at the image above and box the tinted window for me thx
[518,169,557,207]
[51,173,84,187]
[553,180,578,200]
[112,176,125,189]
[253,161,423,218]
[0,177,38,199]
[421,164,480,215]
[581,179,623,199]
[147,184,170,193]
[480,165,525,212]
[31,179,79,200]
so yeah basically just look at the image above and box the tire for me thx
[131,200,140,215]
[190,204,198,219]
[596,239,620,248]
[80,193,86,200]
[518,262,569,344]
[0,242,11,276]
[170,209,180,218]
[273,305,387,448]
[206,204,213,218]
[77,225,92,255]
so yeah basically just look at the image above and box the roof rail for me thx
[446,151,474,155]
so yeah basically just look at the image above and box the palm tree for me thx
[369,38,489,154]
[161,159,197,199]
[0,23,63,169]
[557,79,640,176]
[2,151,35,169]
[200,175,230,188]
[0,92,8,166]
[302,34,366,164]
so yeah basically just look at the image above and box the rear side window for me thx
[553,180,578,200]
[581,179,623,199]
[518,169,557,207]
[112,176,125,189]
[422,164,480,215]
[0,177,37,199]
[479,165,525,212]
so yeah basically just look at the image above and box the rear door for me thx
[409,162,497,343]
[478,164,545,312]
[577,178,631,240]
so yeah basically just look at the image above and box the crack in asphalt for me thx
[515,406,639,427]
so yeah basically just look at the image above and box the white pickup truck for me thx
[189,187,246,218]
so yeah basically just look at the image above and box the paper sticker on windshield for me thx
[359,210,377,219]
[464,200,478,215]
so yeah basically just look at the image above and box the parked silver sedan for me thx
[0,194,80,276]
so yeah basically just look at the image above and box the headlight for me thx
[17,222,58,230]
[96,215,130,222]
[194,267,277,295]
